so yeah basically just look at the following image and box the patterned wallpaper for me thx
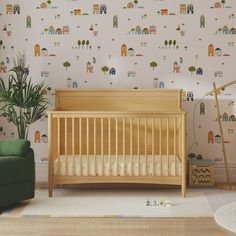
[0,0,236,180]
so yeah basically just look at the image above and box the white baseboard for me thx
[36,163,236,183]
[36,163,48,182]
[214,164,236,182]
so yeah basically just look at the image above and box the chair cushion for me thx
[0,139,30,156]
[0,156,28,186]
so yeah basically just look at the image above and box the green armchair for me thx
[0,139,35,208]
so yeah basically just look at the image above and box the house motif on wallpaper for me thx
[229,115,236,121]
[179,4,194,14]
[200,15,205,28]
[26,15,32,28]
[200,102,205,115]
[128,71,136,78]
[173,61,181,73]
[72,81,78,88]
[211,2,226,8]
[214,135,221,143]
[185,91,194,101]
[86,61,94,73]
[113,15,118,28]
[158,9,169,16]
[93,4,107,14]
[44,25,70,35]
[71,9,81,16]
[129,25,157,35]
[0,61,7,73]
[196,67,203,75]
[109,68,116,76]
[208,44,225,57]
[222,113,236,122]
[34,44,49,57]
[34,131,41,143]
[121,44,136,56]
[6,4,20,14]
[41,71,49,77]
[38,2,55,9]
[216,25,236,34]
[208,131,214,143]
[124,1,140,9]
[214,71,223,77]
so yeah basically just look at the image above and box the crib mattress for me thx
[54,155,181,177]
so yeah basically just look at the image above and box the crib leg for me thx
[48,178,53,197]
[181,183,186,198]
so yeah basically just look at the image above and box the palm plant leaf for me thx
[0,53,50,139]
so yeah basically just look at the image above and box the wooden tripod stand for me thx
[206,81,236,189]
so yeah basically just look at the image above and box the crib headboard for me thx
[54,89,183,112]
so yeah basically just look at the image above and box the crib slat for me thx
[94,118,97,176]
[65,118,68,176]
[130,117,133,176]
[79,117,82,176]
[167,118,169,177]
[159,118,162,176]
[57,118,61,175]
[101,118,104,176]
[123,118,125,176]
[108,118,111,175]
[72,118,75,176]
[152,118,155,176]
[174,117,177,176]
[87,117,89,176]
[145,118,147,176]
[137,117,140,176]
[116,118,118,176]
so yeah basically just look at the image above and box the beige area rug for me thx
[1,189,213,218]
[214,202,236,233]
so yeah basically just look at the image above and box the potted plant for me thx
[0,53,50,139]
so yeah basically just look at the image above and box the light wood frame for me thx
[48,89,187,197]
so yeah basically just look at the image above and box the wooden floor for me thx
[0,218,233,236]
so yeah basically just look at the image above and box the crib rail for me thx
[49,111,182,170]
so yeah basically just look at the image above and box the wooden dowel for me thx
[108,118,111,175]
[87,117,89,176]
[116,118,118,176]
[130,117,133,176]
[101,118,104,176]
[65,118,68,176]
[174,118,177,176]
[181,114,186,198]
[137,117,140,176]
[57,118,61,175]
[159,118,162,176]
[123,118,125,176]
[152,118,155,176]
[72,118,75,176]
[79,117,82,176]
[145,118,147,176]
[167,118,169,176]
[94,118,97,176]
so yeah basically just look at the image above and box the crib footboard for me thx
[48,111,186,197]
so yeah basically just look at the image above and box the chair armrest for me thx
[0,139,31,157]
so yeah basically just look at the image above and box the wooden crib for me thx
[48,89,187,197]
